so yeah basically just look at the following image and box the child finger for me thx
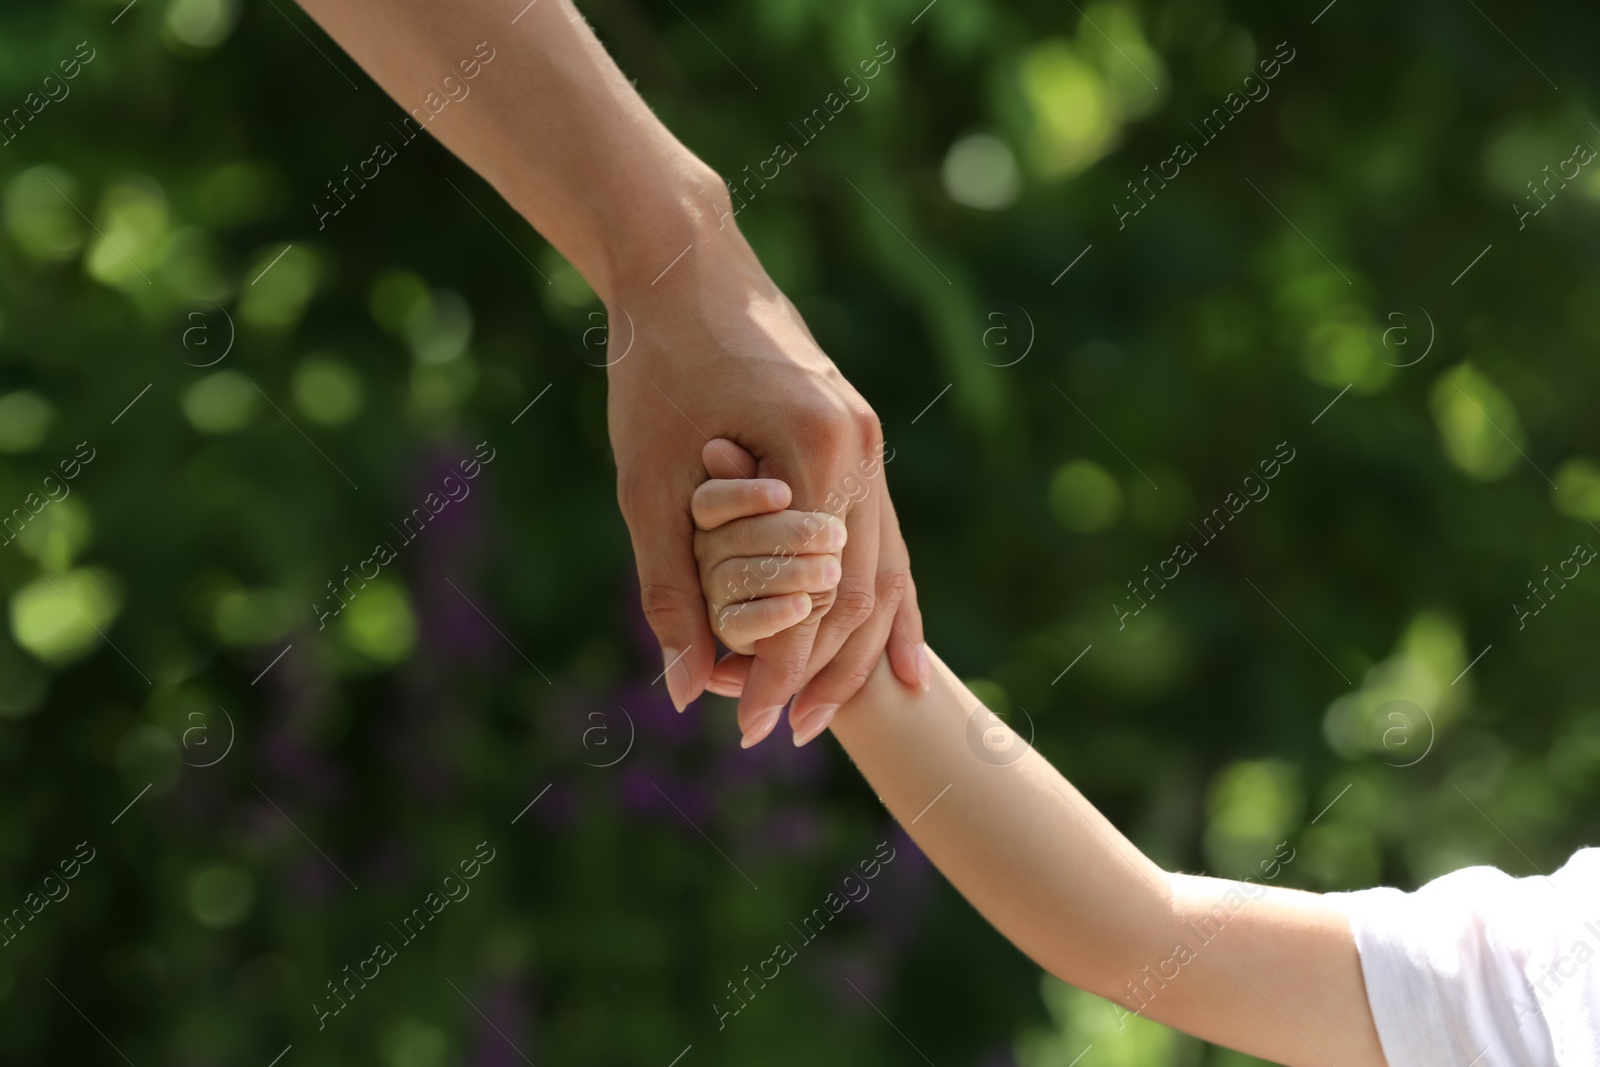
[715,592,812,653]
[708,553,841,612]
[694,510,846,567]
[691,478,791,531]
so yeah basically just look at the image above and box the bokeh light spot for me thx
[182,371,259,434]
[186,864,255,928]
[5,166,84,262]
[1553,457,1600,521]
[1429,363,1523,480]
[1049,459,1123,532]
[164,0,242,51]
[942,132,1021,210]
[293,354,365,425]
[10,568,124,665]
[337,580,417,666]
[0,391,54,453]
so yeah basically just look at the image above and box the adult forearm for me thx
[296,0,729,300]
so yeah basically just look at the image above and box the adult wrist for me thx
[588,155,756,306]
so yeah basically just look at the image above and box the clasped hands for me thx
[606,227,926,748]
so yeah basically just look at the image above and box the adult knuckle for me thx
[874,566,910,609]
[827,583,875,630]
[757,632,810,682]
[791,400,856,470]
[829,648,878,696]
[795,397,851,440]
[638,581,695,631]
[852,403,883,451]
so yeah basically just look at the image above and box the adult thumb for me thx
[702,438,758,480]
[622,475,716,713]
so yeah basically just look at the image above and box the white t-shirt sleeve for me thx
[1329,847,1600,1067]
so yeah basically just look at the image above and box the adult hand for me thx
[607,213,927,746]
[291,0,920,743]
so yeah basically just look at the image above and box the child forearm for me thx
[830,651,1172,993]
[828,650,1385,1067]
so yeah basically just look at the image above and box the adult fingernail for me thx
[917,645,931,691]
[661,646,689,712]
[792,704,839,747]
[741,705,784,749]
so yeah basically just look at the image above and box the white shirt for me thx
[1332,848,1600,1066]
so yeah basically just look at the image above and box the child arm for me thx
[830,649,1385,1066]
[691,439,1387,1066]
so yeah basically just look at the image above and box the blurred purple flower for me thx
[744,806,822,857]
[289,855,342,904]
[718,717,828,788]
[618,767,716,827]
[259,730,349,808]
[826,950,886,1011]
[414,450,488,637]
[470,978,536,1067]
[617,763,667,819]
[613,681,694,745]
[864,827,934,955]
[671,779,717,826]
[532,781,579,829]
[429,580,502,660]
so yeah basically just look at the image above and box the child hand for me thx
[691,439,846,746]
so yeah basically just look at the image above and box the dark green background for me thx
[2,0,1598,1063]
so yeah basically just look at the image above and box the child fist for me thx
[692,438,846,746]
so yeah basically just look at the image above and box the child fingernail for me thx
[917,645,931,690]
[822,557,841,584]
[792,704,838,746]
[741,705,784,749]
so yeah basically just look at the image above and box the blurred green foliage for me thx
[2,0,1599,1063]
